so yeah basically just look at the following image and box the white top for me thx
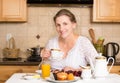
[45,36,99,70]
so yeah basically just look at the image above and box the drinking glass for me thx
[41,59,51,78]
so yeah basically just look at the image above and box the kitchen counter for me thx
[0,58,120,66]
[110,62,120,66]
[0,58,40,66]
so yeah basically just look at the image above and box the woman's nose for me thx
[59,25,64,31]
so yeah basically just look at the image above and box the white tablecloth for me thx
[5,73,120,83]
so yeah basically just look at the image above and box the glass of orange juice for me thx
[41,60,51,78]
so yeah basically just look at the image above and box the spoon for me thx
[79,65,90,69]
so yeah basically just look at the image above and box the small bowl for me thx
[22,74,40,80]
[35,70,42,74]
[35,70,42,76]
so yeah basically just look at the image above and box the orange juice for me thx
[41,64,50,78]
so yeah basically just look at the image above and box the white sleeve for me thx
[45,39,52,50]
[45,36,59,50]
[82,37,98,65]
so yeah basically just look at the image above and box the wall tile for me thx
[0,7,120,58]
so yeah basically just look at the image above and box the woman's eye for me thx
[56,24,60,27]
[63,23,67,25]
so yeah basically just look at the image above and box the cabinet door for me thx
[109,66,120,75]
[0,0,27,22]
[93,0,120,22]
[0,66,37,82]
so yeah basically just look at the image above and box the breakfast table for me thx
[5,73,120,83]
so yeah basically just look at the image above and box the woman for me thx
[41,9,98,71]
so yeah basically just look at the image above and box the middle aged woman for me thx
[41,9,99,72]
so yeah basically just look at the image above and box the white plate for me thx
[45,76,80,83]
[22,74,40,80]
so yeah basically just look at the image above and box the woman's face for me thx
[55,15,76,38]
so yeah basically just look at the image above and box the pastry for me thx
[67,73,74,80]
[57,72,68,80]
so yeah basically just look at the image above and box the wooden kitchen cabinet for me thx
[0,66,38,83]
[0,65,120,83]
[109,66,120,75]
[93,0,120,22]
[0,0,27,22]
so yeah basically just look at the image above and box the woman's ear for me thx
[73,23,77,29]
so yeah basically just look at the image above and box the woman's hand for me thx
[41,48,51,59]
[63,66,82,72]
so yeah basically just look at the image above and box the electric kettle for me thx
[103,42,119,60]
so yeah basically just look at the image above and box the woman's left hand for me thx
[63,66,82,72]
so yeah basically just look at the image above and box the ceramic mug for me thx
[51,49,64,60]
[81,68,92,79]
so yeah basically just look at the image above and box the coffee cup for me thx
[81,67,92,79]
[51,49,64,60]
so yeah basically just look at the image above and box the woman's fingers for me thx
[41,48,51,58]
[63,66,82,72]
[64,66,75,71]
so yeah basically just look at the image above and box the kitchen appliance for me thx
[27,46,42,62]
[27,0,93,4]
[103,42,119,61]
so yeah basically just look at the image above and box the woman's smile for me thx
[55,15,75,38]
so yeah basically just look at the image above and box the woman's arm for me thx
[41,38,54,59]
[82,37,99,70]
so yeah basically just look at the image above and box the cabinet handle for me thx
[15,69,23,73]
[0,80,5,83]
[119,70,120,72]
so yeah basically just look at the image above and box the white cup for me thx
[51,49,64,60]
[81,68,92,79]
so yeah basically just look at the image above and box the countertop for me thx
[0,58,120,66]
[0,58,40,66]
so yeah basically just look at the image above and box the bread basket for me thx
[3,37,20,58]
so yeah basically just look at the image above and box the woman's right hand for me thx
[41,48,51,59]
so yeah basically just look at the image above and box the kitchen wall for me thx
[0,5,120,61]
